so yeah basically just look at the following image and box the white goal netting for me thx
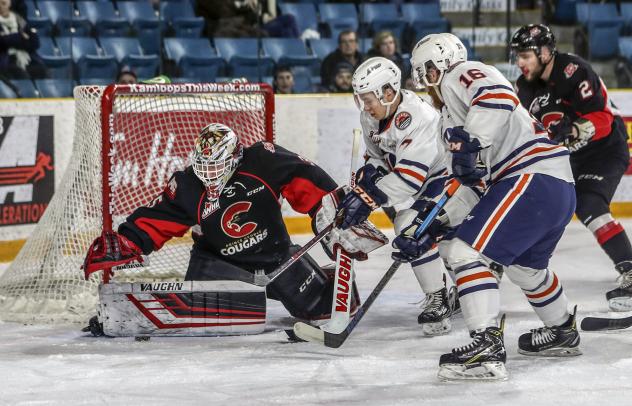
[0,83,274,323]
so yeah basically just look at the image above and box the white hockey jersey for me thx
[360,89,447,207]
[439,61,574,184]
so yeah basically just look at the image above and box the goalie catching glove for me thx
[313,187,388,261]
[82,231,144,280]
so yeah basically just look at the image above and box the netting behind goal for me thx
[0,83,275,323]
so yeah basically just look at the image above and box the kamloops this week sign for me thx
[0,115,54,226]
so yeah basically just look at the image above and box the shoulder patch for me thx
[563,63,578,79]
[395,112,412,130]
[262,142,275,153]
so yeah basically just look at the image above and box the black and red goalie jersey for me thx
[516,52,624,153]
[118,141,337,273]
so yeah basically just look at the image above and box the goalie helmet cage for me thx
[0,83,275,323]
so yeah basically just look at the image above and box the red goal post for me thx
[0,82,275,323]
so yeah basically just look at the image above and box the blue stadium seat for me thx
[37,37,73,79]
[0,81,18,98]
[554,0,583,24]
[38,1,91,36]
[214,38,275,79]
[292,67,312,93]
[77,2,130,37]
[360,3,406,40]
[358,37,372,53]
[308,38,337,61]
[279,3,318,35]
[621,4,632,34]
[10,80,39,98]
[262,38,319,74]
[26,1,53,36]
[576,4,624,32]
[590,23,622,59]
[160,1,204,37]
[57,37,118,79]
[164,38,224,81]
[319,3,358,39]
[401,3,449,40]
[118,1,161,54]
[99,37,160,79]
[172,77,200,83]
[35,79,74,97]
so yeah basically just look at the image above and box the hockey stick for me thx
[293,180,461,347]
[321,128,363,333]
[254,130,363,288]
[580,315,632,332]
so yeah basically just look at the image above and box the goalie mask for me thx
[410,33,466,94]
[192,123,243,200]
[352,57,401,118]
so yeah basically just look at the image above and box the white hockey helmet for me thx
[192,123,243,200]
[352,57,401,114]
[410,33,466,90]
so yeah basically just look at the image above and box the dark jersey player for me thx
[511,24,632,311]
[83,123,387,323]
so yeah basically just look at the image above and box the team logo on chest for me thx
[564,63,578,79]
[221,201,258,238]
[394,112,412,130]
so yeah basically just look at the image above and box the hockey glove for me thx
[313,187,388,260]
[550,116,595,150]
[446,127,487,187]
[339,164,388,230]
[82,231,144,280]
[391,200,448,262]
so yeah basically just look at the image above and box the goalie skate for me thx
[438,316,507,381]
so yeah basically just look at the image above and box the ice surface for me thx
[1,220,632,405]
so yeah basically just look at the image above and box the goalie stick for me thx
[254,130,363,288]
[293,180,462,347]
[321,128,363,333]
[580,315,632,332]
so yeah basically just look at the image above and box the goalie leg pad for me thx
[97,281,266,337]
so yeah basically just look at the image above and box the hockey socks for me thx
[586,213,632,268]
[454,261,500,332]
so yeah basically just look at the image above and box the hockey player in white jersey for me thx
[394,33,581,380]
[337,56,461,335]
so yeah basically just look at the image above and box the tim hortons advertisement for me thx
[0,115,54,226]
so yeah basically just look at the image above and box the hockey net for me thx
[0,83,275,323]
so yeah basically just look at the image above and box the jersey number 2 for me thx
[459,69,487,88]
[579,80,593,100]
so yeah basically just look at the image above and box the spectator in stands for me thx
[328,62,353,93]
[366,31,407,83]
[0,0,46,80]
[404,76,417,92]
[321,30,363,89]
[198,0,298,38]
[116,67,137,85]
[273,65,294,94]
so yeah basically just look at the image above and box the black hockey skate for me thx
[607,262,632,312]
[438,315,507,381]
[518,306,581,357]
[418,287,453,336]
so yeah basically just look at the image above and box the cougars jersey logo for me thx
[221,201,257,238]
[541,111,564,130]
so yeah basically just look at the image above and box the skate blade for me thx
[438,362,508,381]
[421,319,451,336]
[517,346,582,357]
[608,297,632,312]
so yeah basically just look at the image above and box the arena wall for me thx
[2,91,632,261]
